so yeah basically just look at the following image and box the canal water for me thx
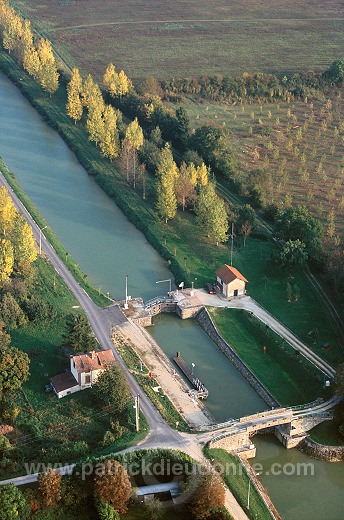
[0,70,342,519]
[148,313,265,421]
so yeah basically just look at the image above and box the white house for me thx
[50,349,115,399]
[215,264,248,298]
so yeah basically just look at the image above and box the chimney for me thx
[90,351,96,360]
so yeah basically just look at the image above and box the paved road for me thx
[0,173,250,519]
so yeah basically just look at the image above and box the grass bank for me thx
[0,48,341,370]
[204,447,273,520]
[208,308,328,405]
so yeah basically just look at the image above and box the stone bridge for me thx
[207,396,340,458]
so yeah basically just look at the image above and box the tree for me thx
[0,293,27,330]
[0,345,30,396]
[156,143,179,180]
[156,173,177,224]
[92,364,130,415]
[236,204,256,235]
[66,68,83,124]
[23,44,40,80]
[195,183,228,245]
[0,484,29,520]
[188,471,225,520]
[11,214,37,273]
[275,205,323,261]
[96,500,120,520]
[0,239,14,284]
[240,220,252,247]
[175,162,197,210]
[325,59,344,85]
[275,239,308,269]
[124,118,144,187]
[197,163,209,187]
[36,38,59,95]
[175,106,189,148]
[87,102,105,146]
[103,63,131,98]
[100,105,120,160]
[0,185,16,236]
[83,74,104,112]
[38,468,62,507]
[144,497,164,520]
[63,315,98,353]
[94,459,132,514]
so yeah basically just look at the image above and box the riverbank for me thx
[0,48,341,370]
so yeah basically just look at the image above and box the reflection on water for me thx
[0,73,171,301]
[148,313,266,421]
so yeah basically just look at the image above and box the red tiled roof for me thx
[71,349,115,374]
[215,264,248,284]
[50,372,79,393]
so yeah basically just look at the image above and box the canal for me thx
[0,70,342,519]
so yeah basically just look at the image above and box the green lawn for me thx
[3,257,144,479]
[208,308,328,405]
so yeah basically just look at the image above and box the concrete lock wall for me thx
[299,437,344,462]
[197,308,280,408]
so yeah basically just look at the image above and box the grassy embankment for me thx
[0,48,342,395]
[12,0,344,80]
[205,446,273,520]
[209,308,328,405]
[5,255,148,480]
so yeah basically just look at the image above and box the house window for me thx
[85,375,91,383]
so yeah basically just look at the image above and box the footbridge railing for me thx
[144,296,176,309]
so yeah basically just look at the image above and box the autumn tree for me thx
[23,44,40,80]
[100,105,120,160]
[103,63,131,99]
[38,468,62,507]
[157,143,179,181]
[156,173,177,223]
[197,162,209,187]
[36,38,59,95]
[66,68,83,124]
[11,214,37,273]
[87,101,105,146]
[175,162,197,210]
[0,346,30,396]
[82,74,104,112]
[0,239,14,284]
[94,459,132,514]
[0,484,29,520]
[0,185,16,237]
[121,117,143,186]
[195,183,228,245]
[188,471,225,520]
[92,364,130,416]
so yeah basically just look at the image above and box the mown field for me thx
[168,93,344,240]
[12,0,344,81]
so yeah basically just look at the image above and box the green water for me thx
[148,313,266,421]
[0,70,342,519]
[251,435,344,520]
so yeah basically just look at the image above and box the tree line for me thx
[160,61,344,103]
[0,0,59,95]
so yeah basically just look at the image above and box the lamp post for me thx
[39,226,47,255]
[124,274,128,309]
[156,278,172,294]
[194,278,197,289]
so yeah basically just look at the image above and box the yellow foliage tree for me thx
[0,238,14,284]
[12,214,37,272]
[66,68,83,124]
[196,162,209,186]
[0,185,16,237]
